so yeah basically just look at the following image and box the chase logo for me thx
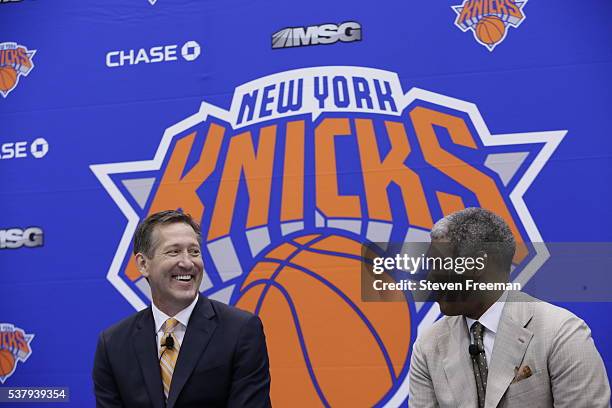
[0,323,34,384]
[106,41,201,68]
[272,22,361,49]
[452,0,527,51]
[92,66,564,406]
[0,42,35,98]
[0,137,49,160]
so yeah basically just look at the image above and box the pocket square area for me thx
[512,365,533,383]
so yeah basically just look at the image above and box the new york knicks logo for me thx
[0,323,34,384]
[91,66,564,406]
[0,42,35,98]
[452,0,527,51]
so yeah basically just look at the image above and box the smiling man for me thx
[93,210,271,408]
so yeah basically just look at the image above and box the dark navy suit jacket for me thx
[93,297,271,408]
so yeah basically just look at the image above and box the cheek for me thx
[147,271,164,283]
[148,262,173,279]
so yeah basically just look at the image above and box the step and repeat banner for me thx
[1,0,611,406]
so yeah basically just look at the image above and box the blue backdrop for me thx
[1,0,611,406]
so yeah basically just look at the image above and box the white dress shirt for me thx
[152,295,199,357]
[465,291,508,363]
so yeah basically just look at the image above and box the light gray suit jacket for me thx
[409,292,610,407]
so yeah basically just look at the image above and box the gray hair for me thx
[430,207,515,270]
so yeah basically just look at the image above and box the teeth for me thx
[174,275,192,281]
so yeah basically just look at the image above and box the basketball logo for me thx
[0,66,17,93]
[476,16,506,46]
[452,0,528,51]
[235,232,411,407]
[0,42,36,98]
[94,65,563,406]
[0,323,34,383]
[0,350,15,377]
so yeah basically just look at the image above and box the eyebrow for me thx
[160,243,200,251]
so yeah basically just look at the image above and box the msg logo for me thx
[272,22,361,49]
[0,227,43,249]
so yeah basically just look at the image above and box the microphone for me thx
[162,334,175,350]
[159,334,176,361]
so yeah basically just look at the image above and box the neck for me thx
[152,296,195,317]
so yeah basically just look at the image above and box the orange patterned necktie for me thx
[159,318,181,399]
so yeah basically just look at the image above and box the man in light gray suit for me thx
[409,207,610,408]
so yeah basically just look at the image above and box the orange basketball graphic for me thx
[476,16,506,45]
[236,233,411,407]
[0,66,18,93]
[0,349,15,377]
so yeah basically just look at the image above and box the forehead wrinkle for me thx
[147,227,164,256]
[153,224,200,252]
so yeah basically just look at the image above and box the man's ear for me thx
[135,253,149,277]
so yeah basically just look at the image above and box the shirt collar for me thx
[152,294,199,333]
[465,291,508,335]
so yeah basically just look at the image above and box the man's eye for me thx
[167,250,179,255]
[189,249,201,256]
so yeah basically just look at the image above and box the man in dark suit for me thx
[93,210,271,408]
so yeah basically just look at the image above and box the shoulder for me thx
[206,299,266,347]
[208,299,262,330]
[209,299,257,321]
[413,314,457,355]
[508,292,589,340]
[99,308,150,343]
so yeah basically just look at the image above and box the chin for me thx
[171,288,197,302]
[438,301,463,316]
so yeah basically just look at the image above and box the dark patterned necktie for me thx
[470,322,488,408]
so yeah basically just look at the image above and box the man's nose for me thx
[177,250,195,268]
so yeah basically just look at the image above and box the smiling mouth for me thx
[173,275,194,282]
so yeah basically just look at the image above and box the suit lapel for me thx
[484,294,534,408]
[442,316,478,408]
[133,308,165,408]
[166,297,218,408]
